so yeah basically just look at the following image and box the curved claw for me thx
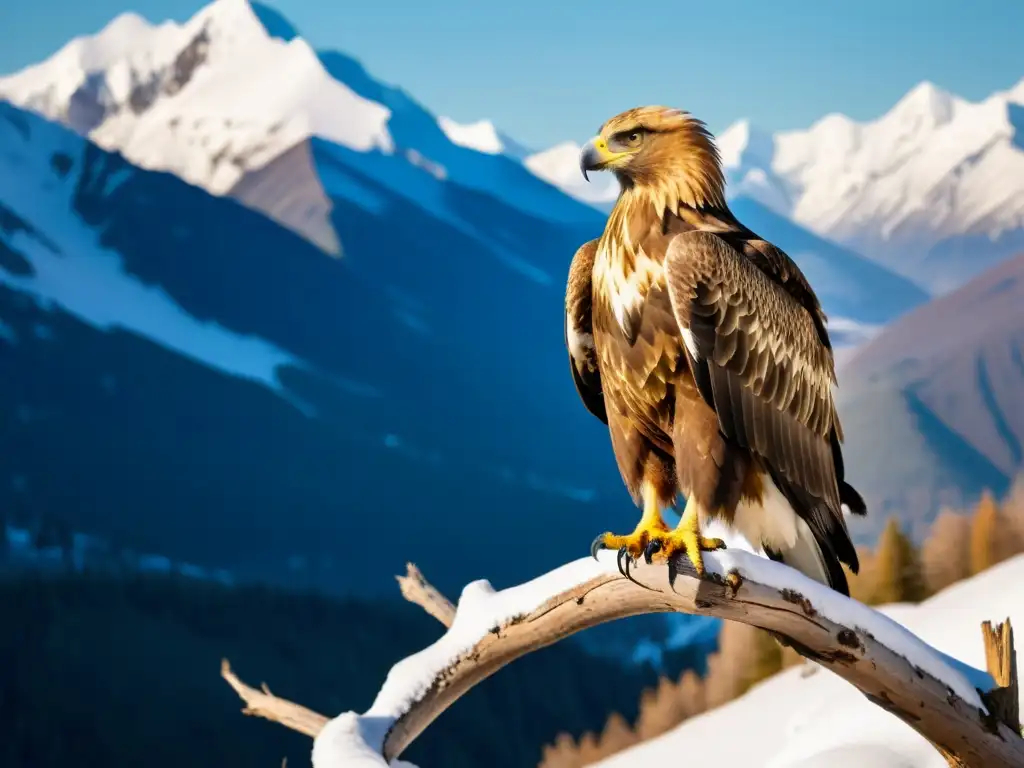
[617,546,656,591]
[590,534,609,561]
[643,538,662,564]
[616,546,631,578]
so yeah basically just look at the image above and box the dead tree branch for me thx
[395,562,455,627]
[221,550,1024,768]
[220,659,327,737]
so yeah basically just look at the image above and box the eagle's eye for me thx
[608,129,645,153]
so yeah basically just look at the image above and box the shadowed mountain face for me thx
[838,252,1024,541]
[0,100,624,602]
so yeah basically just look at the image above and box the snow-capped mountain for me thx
[0,97,619,600]
[524,141,619,210]
[0,96,724,661]
[0,0,928,334]
[527,79,1024,295]
[719,80,1024,294]
[0,0,598,257]
[437,115,533,161]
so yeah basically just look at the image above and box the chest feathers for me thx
[593,193,668,345]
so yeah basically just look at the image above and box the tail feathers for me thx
[840,480,868,517]
[763,520,851,597]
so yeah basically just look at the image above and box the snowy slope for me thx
[596,554,1024,768]
[717,79,1024,293]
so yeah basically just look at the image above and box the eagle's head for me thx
[579,106,726,209]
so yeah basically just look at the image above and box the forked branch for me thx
[222,550,1024,767]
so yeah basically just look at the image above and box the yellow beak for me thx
[579,137,624,180]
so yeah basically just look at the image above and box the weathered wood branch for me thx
[981,620,1020,733]
[222,550,1024,767]
[395,562,455,628]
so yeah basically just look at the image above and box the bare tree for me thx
[221,550,1023,768]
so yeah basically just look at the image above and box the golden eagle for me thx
[566,106,867,595]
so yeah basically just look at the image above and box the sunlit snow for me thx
[437,116,504,155]
[311,547,995,767]
[596,556,1024,768]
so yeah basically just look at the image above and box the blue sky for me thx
[2,0,1022,149]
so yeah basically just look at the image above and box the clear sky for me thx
[2,0,1022,150]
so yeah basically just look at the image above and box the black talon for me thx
[590,535,608,561]
[643,538,662,564]
[667,558,679,592]
[616,546,629,578]
[616,546,655,591]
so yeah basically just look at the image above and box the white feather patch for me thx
[733,477,799,554]
[566,317,594,364]
[681,327,700,359]
[732,475,830,587]
[596,242,662,339]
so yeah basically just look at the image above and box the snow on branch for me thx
[221,550,1024,768]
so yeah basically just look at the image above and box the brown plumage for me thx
[566,106,867,595]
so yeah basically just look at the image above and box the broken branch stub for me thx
[980,619,1020,733]
[222,552,1024,768]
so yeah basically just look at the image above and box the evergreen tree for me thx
[597,712,636,755]
[922,509,971,593]
[970,490,1002,576]
[635,675,685,741]
[848,548,878,605]
[872,517,928,604]
[676,668,706,719]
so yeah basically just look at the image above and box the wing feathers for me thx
[565,240,607,425]
[665,230,857,570]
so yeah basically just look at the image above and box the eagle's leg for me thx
[644,496,726,577]
[590,481,669,573]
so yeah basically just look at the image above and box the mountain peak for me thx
[96,12,154,47]
[250,1,299,41]
[437,116,503,154]
[716,118,774,169]
[1003,76,1024,105]
[887,79,957,125]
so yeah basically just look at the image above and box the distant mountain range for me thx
[0,0,926,339]
[0,0,1019,622]
[837,250,1024,541]
[526,79,1024,297]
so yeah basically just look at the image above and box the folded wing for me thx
[663,230,858,573]
[565,239,607,425]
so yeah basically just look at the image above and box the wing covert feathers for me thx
[664,230,859,575]
[565,240,607,424]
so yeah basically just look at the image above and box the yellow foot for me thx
[591,519,669,581]
[643,528,727,577]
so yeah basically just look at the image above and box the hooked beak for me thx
[579,137,614,182]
